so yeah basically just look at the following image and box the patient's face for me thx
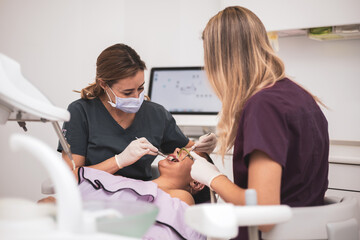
[157,148,199,180]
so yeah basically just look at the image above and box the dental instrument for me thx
[157,150,168,158]
[135,136,170,160]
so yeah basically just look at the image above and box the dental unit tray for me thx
[0,53,75,174]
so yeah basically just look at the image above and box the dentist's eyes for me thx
[123,88,143,96]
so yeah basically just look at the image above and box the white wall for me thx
[0,0,359,202]
[0,0,124,201]
[277,36,360,141]
[121,0,221,88]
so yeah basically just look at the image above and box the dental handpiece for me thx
[157,150,167,158]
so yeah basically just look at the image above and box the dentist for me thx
[58,43,216,180]
[190,6,329,240]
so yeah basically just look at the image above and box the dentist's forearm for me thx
[62,151,120,174]
[89,156,121,174]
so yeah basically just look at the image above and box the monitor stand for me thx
[173,115,218,138]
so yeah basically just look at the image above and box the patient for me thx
[40,148,212,240]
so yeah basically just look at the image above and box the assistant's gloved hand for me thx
[115,137,158,169]
[190,152,224,188]
[193,133,217,154]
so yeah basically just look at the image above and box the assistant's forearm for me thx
[211,175,246,205]
[211,175,276,232]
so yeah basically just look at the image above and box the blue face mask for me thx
[105,85,144,113]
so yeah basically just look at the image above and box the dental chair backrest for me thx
[0,53,70,124]
[262,196,360,240]
[186,194,359,240]
[185,190,293,240]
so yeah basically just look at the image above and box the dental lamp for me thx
[0,53,75,193]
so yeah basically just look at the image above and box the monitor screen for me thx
[148,67,222,114]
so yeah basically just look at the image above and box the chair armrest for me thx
[185,203,292,239]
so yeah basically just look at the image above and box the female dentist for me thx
[190,6,329,239]
[58,43,216,180]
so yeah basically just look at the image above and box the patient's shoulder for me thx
[168,189,195,206]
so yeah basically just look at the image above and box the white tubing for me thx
[9,134,83,233]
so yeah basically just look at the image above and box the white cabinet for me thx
[326,140,360,208]
[220,0,360,31]
[327,162,360,208]
[328,163,360,191]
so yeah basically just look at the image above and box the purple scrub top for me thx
[232,78,329,240]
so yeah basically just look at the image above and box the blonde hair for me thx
[78,43,146,99]
[203,6,286,158]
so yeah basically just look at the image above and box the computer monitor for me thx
[148,67,222,115]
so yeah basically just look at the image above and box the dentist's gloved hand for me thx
[190,152,224,188]
[115,137,158,169]
[193,133,217,154]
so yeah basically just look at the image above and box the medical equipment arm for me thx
[52,121,76,170]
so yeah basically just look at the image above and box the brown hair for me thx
[79,43,146,99]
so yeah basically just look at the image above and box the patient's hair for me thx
[79,43,146,99]
[192,153,214,204]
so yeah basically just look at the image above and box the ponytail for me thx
[74,79,104,100]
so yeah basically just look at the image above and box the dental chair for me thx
[1,133,157,239]
[185,194,360,240]
[262,196,360,240]
[185,190,292,240]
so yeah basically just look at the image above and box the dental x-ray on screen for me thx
[148,67,222,114]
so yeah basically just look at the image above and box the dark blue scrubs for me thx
[58,98,189,180]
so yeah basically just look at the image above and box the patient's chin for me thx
[157,159,172,170]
